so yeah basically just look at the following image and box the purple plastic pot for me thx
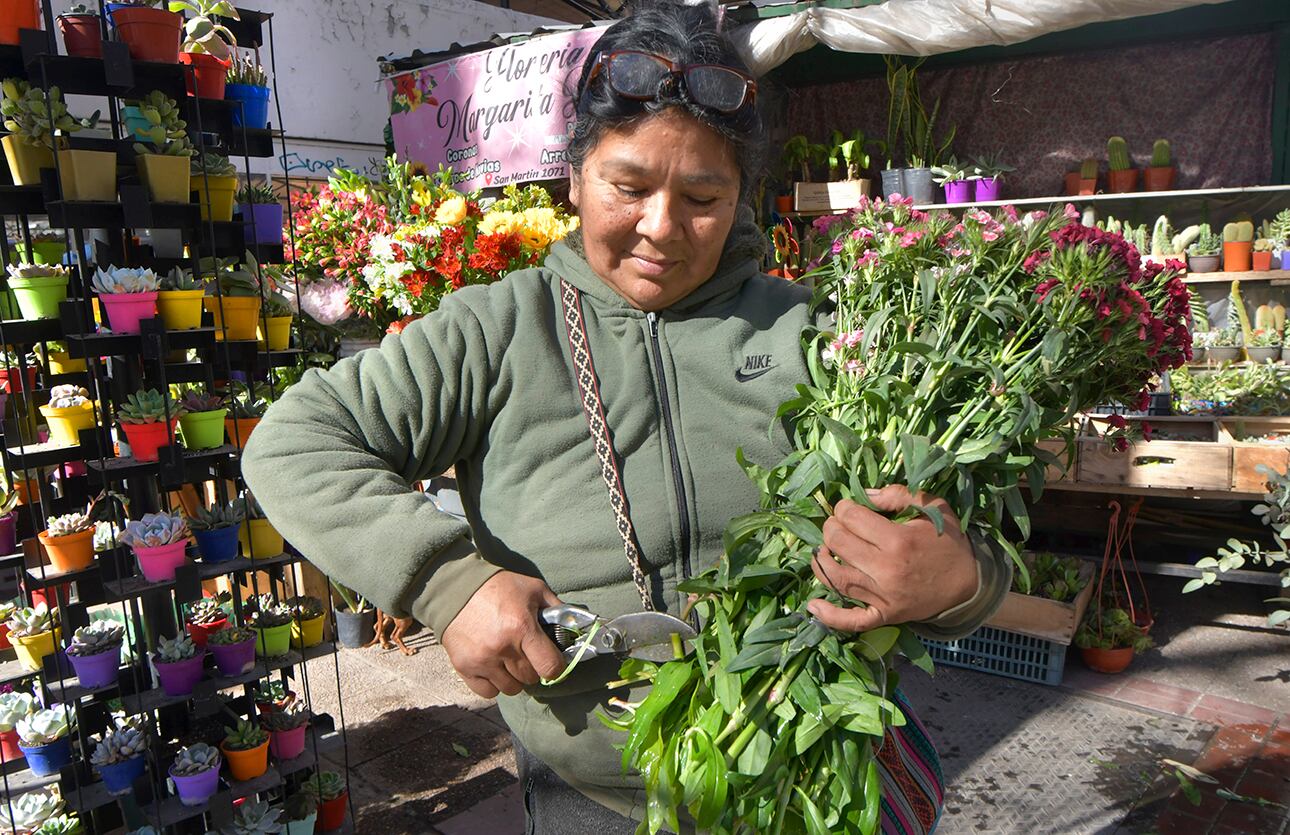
[209,635,256,677]
[154,652,206,696]
[943,180,972,204]
[1282,250,1290,271]
[269,723,308,760]
[67,644,122,689]
[974,177,1002,202]
[170,762,221,806]
[0,512,15,556]
[239,202,283,246]
[99,754,146,795]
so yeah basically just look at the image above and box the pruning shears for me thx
[771,221,800,274]
[540,604,697,663]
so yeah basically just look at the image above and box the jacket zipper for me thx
[647,312,693,586]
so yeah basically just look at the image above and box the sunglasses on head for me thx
[586,50,757,115]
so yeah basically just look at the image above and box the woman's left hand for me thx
[807,485,979,632]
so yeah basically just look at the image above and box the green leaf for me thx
[451,742,469,758]
[1041,328,1067,361]
[779,513,824,546]
[1181,578,1207,594]
[795,786,831,835]
[1002,483,1030,539]
[909,501,945,535]
[860,759,882,835]
[725,641,782,673]
[897,627,935,675]
[854,625,901,660]
[723,511,778,553]
[782,450,840,501]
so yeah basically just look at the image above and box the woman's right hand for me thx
[441,571,568,698]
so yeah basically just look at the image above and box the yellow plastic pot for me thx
[137,153,191,204]
[45,351,86,374]
[204,296,260,341]
[39,401,98,446]
[2,135,53,186]
[257,316,292,350]
[291,613,325,649]
[239,518,283,560]
[157,289,205,330]
[191,173,237,222]
[56,148,117,201]
[13,627,60,672]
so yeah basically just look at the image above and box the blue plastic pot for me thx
[99,754,146,795]
[104,3,129,30]
[121,106,151,142]
[19,736,72,777]
[195,525,239,563]
[225,83,270,130]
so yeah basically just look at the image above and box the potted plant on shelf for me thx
[221,717,270,781]
[7,604,59,671]
[117,388,186,462]
[1222,220,1254,272]
[218,801,282,835]
[247,593,293,657]
[0,690,36,762]
[0,600,14,649]
[236,183,282,245]
[188,500,243,563]
[40,385,97,447]
[238,493,284,559]
[191,151,238,221]
[1077,158,1098,195]
[264,702,310,760]
[1143,139,1176,191]
[156,266,206,330]
[225,384,269,448]
[184,592,229,645]
[1,79,98,187]
[169,742,221,806]
[152,633,204,696]
[1,789,67,833]
[36,813,84,834]
[971,150,1013,202]
[89,716,148,795]
[1074,602,1153,674]
[129,92,194,203]
[1270,208,1290,271]
[288,595,325,649]
[92,266,162,334]
[1202,328,1241,364]
[38,508,95,572]
[1246,328,1282,364]
[65,620,125,689]
[226,53,270,129]
[331,581,373,649]
[1186,223,1221,273]
[208,623,256,676]
[12,228,69,265]
[258,290,293,350]
[110,0,183,63]
[204,258,264,341]
[122,511,190,582]
[176,389,227,449]
[6,264,70,321]
[57,4,103,57]
[281,792,318,835]
[36,341,87,375]
[304,770,348,832]
[781,134,815,210]
[254,679,296,714]
[885,57,953,206]
[173,0,239,98]
[1252,237,1275,272]
[930,155,973,204]
[1105,136,1138,194]
[16,705,75,776]
[0,0,38,47]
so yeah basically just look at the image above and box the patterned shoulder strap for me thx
[558,278,654,611]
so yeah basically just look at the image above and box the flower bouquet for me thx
[605,198,1191,834]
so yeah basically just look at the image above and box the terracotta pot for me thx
[57,13,102,57]
[1080,646,1134,674]
[774,195,792,214]
[1223,241,1252,273]
[1106,168,1139,194]
[1077,178,1097,196]
[110,6,181,63]
[1063,172,1081,196]
[1143,166,1176,192]
[1252,251,1273,272]
[0,0,39,46]
[179,51,230,98]
[38,527,95,573]
[221,738,270,781]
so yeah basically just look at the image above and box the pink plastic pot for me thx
[135,540,188,583]
[154,651,205,696]
[98,291,158,334]
[269,723,308,760]
[942,180,972,204]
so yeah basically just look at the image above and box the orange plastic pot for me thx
[1080,646,1134,674]
[225,416,260,449]
[111,6,181,63]
[0,0,39,46]
[1106,168,1138,194]
[179,52,229,99]
[220,738,269,781]
[1252,251,1273,272]
[774,195,792,214]
[1223,241,1252,273]
[38,527,95,573]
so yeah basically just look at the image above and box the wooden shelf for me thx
[1183,269,1290,285]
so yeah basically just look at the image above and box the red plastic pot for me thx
[0,728,23,763]
[0,0,39,46]
[774,195,792,214]
[1143,166,1176,192]
[1080,646,1134,674]
[1106,168,1138,194]
[110,6,181,63]
[315,791,348,831]
[1252,251,1273,272]
[120,418,179,462]
[179,52,230,99]
[0,622,10,650]
[0,364,38,395]
[29,582,70,610]
[57,13,102,57]
[186,613,228,648]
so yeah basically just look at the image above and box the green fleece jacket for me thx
[242,240,1010,818]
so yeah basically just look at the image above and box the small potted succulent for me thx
[191,151,238,222]
[38,508,95,573]
[16,704,75,776]
[118,388,186,462]
[128,91,195,203]
[225,384,270,448]
[0,788,64,833]
[1247,328,1282,364]
[92,266,162,334]
[331,582,374,649]
[8,603,59,672]
[151,633,204,696]
[304,770,348,832]
[175,0,239,98]
[0,690,36,761]
[0,347,39,397]
[184,592,230,646]
[1205,328,1242,364]
[177,389,228,450]
[93,520,122,554]
[35,341,87,375]
[89,716,148,795]
[259,290,293,351]
[1105,136,1138,194]
[1,79,97,187]
[1186,224,1221,274]
[246,593,293,657]
[221,717,270,781]
[12,227,69,265]
[238,494,283,560]
[1076,158,1098,195]
[57,4,103,58]
[253,679,295,715]
[169,742,221,806]
[1075,604,1153,674]
[1190,330,1217,364]
[930,155,973,204]
[110,0,183,64]
[236,183,282,246]
[219,801,282,835]
[35,812,84,833]
[65,620,126,689]
[1271,208,1290,270]
[281,792,318,835]
[1143,139,1176,192]
[971,150,1013,202]
[40,385,97,447]
[264,702,310,760]
[1223,221,1254,272]
[6,263,70,320]
[288,595,325,649]
[226,54,271,130]
[121,511,190,582]
[1253,238,1276,272]
[204,259,264,341]
[157,267,206,331]
[188,500,244,563]
[208,624,256,676]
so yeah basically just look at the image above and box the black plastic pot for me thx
[334,607,375,649]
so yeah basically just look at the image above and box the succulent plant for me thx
[0,690,37,732]
[1,79,98,150]
[161,266,201,291]
[1270,208,1290,243]
[65,3,99,14]
[153,633,199,663]
[216,800,282,835]
[254,679,290,705]
[223,717,268,751]
[1106,136,1131,172]
[247,593,292,629]
[264,291,293,319]
[240,494,268,521]
[118,389,186,424]
[228,385,272,418]
[1223,220,1255,243]
[47,384,91,408]
[171,741,220,775]
[174,0,240,60]
[235,183,276,204]
[262,702,310,732]
[91,266,161,295]
[187,500,244,532]
[128,91,194,158]
[209,625,254,646]
[121,511,189,548]
[1150,139,1171,168]
[17,705,74,745]
[1188,224,1221,257]
[7,263,69,281]
[302,770,345,801]
[192,151,237,178]
[227,55,268,88]
[93,521,121,553]
[186,593,230,625]
[287,596,324,621]
[207,266,262,298]
[90,717,148,766]
[66,620,125,657]
[8,603,55,638]
[1,788,65,832]
[45,509,93,537]
[35,814,84,834]
[178,389,226,413]
[282,793,317,822]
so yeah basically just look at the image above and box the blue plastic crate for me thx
[922,625,1067,686]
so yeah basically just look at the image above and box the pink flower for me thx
[1063,203,1080,220]
[299,279,353,325]
[854,251,879,268]
[842,359,865,374]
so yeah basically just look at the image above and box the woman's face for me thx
[569,109,742,312]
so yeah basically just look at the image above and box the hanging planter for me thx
[209,626,256,676]
[57,10,103,58]
[179,52,230,99]
[110,5,182,63]
[56,148,117,201]
[7,264,70,320]
[0,0,39,46]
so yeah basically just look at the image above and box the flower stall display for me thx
[89,715,148,795]
[6,263,70,320]
[117,388,185,462]
[187,500,244,563]
[151,634,204,696]
[603,198,1190,833]
[121,511,190,582]
[40,385,97,447]
[38,508,95,572]
[16,704,75,776]
[221,717,270,780]
[65,620,126,688]
[169,742,221,806]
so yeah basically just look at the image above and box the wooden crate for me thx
[1219,417,1290,493]
[986,559,1095,645]
[1076,438,1233,491]
[793,179,870,213]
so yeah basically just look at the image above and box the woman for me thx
[244,4,1010,832]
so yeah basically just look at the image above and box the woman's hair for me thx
[568,1,765,200]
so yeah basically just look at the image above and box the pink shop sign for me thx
[385,28,604,192]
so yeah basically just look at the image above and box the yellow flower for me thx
[478,211,520,238]
[410,181,435,208]
[434,195,468,226]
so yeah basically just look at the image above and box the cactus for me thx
[1171,224,1201,255]
[303,770,346,801]
[1,788,65,832]
[1150,139,1171,168]
[187,501,244,532]
[220,800,283,835]
[66,620,125,657]
[153,633,199,663]
[288,596,324,621]
[171,742,220,776]
[160,267,201,291]
[261,703,310,732]
[222,718,269,751]
[1255,237,1275,253]
[1228,280,1253,344]
[1107,136,1131,171]
[247,593,293,629]
[17,705,74,745]
[177,389,225,413]
[0,691,37,732]
[91,266,161,295]
[47,384,91,409]
[1150,215,1172,256]
[7,603,55,637]
[1188,224,1221,256]
[1222,221,1254,243]
[121,511,189,548]
[209,625,255,646]
[90,717,148,766]
[46,509,93,537]
[118,388,186,424]
[1079,158,1098,180]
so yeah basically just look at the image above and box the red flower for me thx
[1106,414,1127,430]
[387,315,421,334]
[468,232,524,276]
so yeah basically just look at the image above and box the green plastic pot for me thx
[255,622,291,657]
[178,408,228,449]
[11,241,67,266]
[7,273,69,320]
